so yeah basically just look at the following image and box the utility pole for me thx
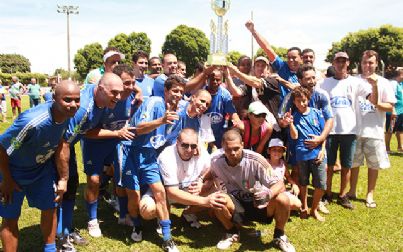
[251,11,254,59]
[57,5,79,78]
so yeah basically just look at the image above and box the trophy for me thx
[207,0,230,66]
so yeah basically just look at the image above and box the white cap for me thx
[103,51,125,62]
[268,138,286,150]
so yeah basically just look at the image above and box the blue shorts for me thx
[326,134,357,168]
[114,143,124,187]
[121,145,161,191]
[81,139,117,176]
[0,167,57,219]
[298,159,327,190]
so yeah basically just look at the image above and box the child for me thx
[284,86,327,221]
[267,138,301,211]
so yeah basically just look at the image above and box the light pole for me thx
[57,5,79,78]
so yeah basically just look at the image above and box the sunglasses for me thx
[180,142,198,150]
[253,113,266,118]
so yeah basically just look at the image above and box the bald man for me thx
[0,80,80,252]
[56,73,124,251]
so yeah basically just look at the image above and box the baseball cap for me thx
[268,138,286,150]
[333,52,349,60]
[248,101,268,115]
[254,56,269,65]
[103,50,125,62]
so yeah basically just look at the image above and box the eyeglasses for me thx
[180,142,198,150]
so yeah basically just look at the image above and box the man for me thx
[152,53,178,97]
[180,89,212,133]
[56,73,124,251]
[0,80,80,252]
[81,65,138,236]
[177,61,187,79]
[205,69,242,149]
[9,76,24,119]
[245,20,302,102]
[209,129,295,252]
[148,56,162,79]
[301,48,324,84]
[348,50,395,208]
[27,78,42,107]
[321,52,378,209]
[158,128,225,228]
[0,80,7,122]
[132,50,154,98]
[84,47,125,84]
[121,75,186,251]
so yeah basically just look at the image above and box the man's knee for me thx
[87,175,100,190]
[272,192,290,211]
[139,196,157,220]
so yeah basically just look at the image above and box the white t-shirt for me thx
[158,144,210,190]
[356,75,396,139]
[321,76,372,135]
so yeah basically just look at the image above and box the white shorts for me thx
[0,100,6,113]
[352,137,390,169]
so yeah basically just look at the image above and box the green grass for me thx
[0,96,402,251]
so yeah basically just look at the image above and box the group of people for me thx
[0,20,401,252]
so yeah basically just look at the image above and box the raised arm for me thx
[227,63,263,89]
[245,20,277,62]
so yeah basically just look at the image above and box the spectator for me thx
[27,78,41,107]
[9,76,24,120]
[0,80,7,122]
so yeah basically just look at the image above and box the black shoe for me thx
[69,229,89,246]
[322,194,332,205]
[337,195,354,209]
[162,239,179,252]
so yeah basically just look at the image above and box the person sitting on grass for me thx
[283,86,327,221]
[266,138,301,211]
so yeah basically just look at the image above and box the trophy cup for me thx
[207,0,230,66]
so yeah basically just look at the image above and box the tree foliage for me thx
[255,46,288,61]
[53,68,80,81]
[226,51,243,65]
[108,32,151,64]
[73,43,104,80]
[326,25,403,73]
[0,54,31,73]
[162,25,210,76]
[0,72,47,86]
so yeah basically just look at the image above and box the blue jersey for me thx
[279,88,333,121]
[127,96,185,152]
[43,92,53,102]
[179,102,201,132]
[64,84,104,145]
[0,102,68,185]
[205,87,237,148]
[136,75,154,99]
[293,108,325,161]
[152,74,167,98]
[272,56,299,101]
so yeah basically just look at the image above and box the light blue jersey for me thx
[0,102,68,185]
[152,74,168,98]
[136,75,155,98]
[272,56,299,101]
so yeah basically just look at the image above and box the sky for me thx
[1,0,402,75]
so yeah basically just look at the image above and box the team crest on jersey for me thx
[150,134,166,149]
[207,112,223,124]
[10,137,22,150]
[141,113,148,120]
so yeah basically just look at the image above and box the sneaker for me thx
[87,219,102,237]
[182,213,201,229]
[216,232,239,250]
[57,236,77,252]
[131,226,143,242]
[162,239,179,252]
[318,201,330,214]
[337,195,354,209]
[273,235,296,252]
[118,215,134,227]
[156,219,162,235]
[68,230,89,246]
[322,194,332,205]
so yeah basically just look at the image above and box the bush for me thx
[0,72,48,86]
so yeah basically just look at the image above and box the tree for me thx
[0,54,31,73]
[326,25,403,74]
[108,32,151,64]
[162,25,210,76]
[73,43,103,80]
[53,68,80,81]
[255,46,288,61]
[226,51,243,65]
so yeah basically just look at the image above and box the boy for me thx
[283,86,326,221]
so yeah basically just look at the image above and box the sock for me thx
[159,219,171,241]
[86,200,98,221]
[43,243,56,252]
[274,228,285,238]
[60,199,75,236]
[118,196,128,219]
[131,216,141,227]
[56,206,63,237]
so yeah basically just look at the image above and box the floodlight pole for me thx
[57,5,79,78]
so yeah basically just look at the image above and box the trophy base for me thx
[207,53,227,66]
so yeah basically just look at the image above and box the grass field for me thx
[0,96,402,251]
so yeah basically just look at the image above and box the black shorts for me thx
[229,193,273,225]
[386,114,403,133]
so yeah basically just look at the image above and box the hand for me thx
[223,66,230,79]
[366,73,378,86]
[226,63,238,75]
[206,192,227,209]
[163,103,179,125]
[245,20,255,33]
[253,186,272,201]
[304,134,323,149]
[232,119,243,129]
[116,127,137,140]
[0,177,21,204]
[134,93,143,107]
[283,108,293,125]
[314,149,325,165]
[291,184,300,196]
[54,179,68,203]
[203,65,217,77]
[188,180,203,195]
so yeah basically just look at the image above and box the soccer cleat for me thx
[182,213,201,229]
[273,235,296,252]
[131,226,143,242]
[216,232,239,250]
[162,239,179,252]
[57,235,77,252]
[87,219,102,238]
[68,230,89,246]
